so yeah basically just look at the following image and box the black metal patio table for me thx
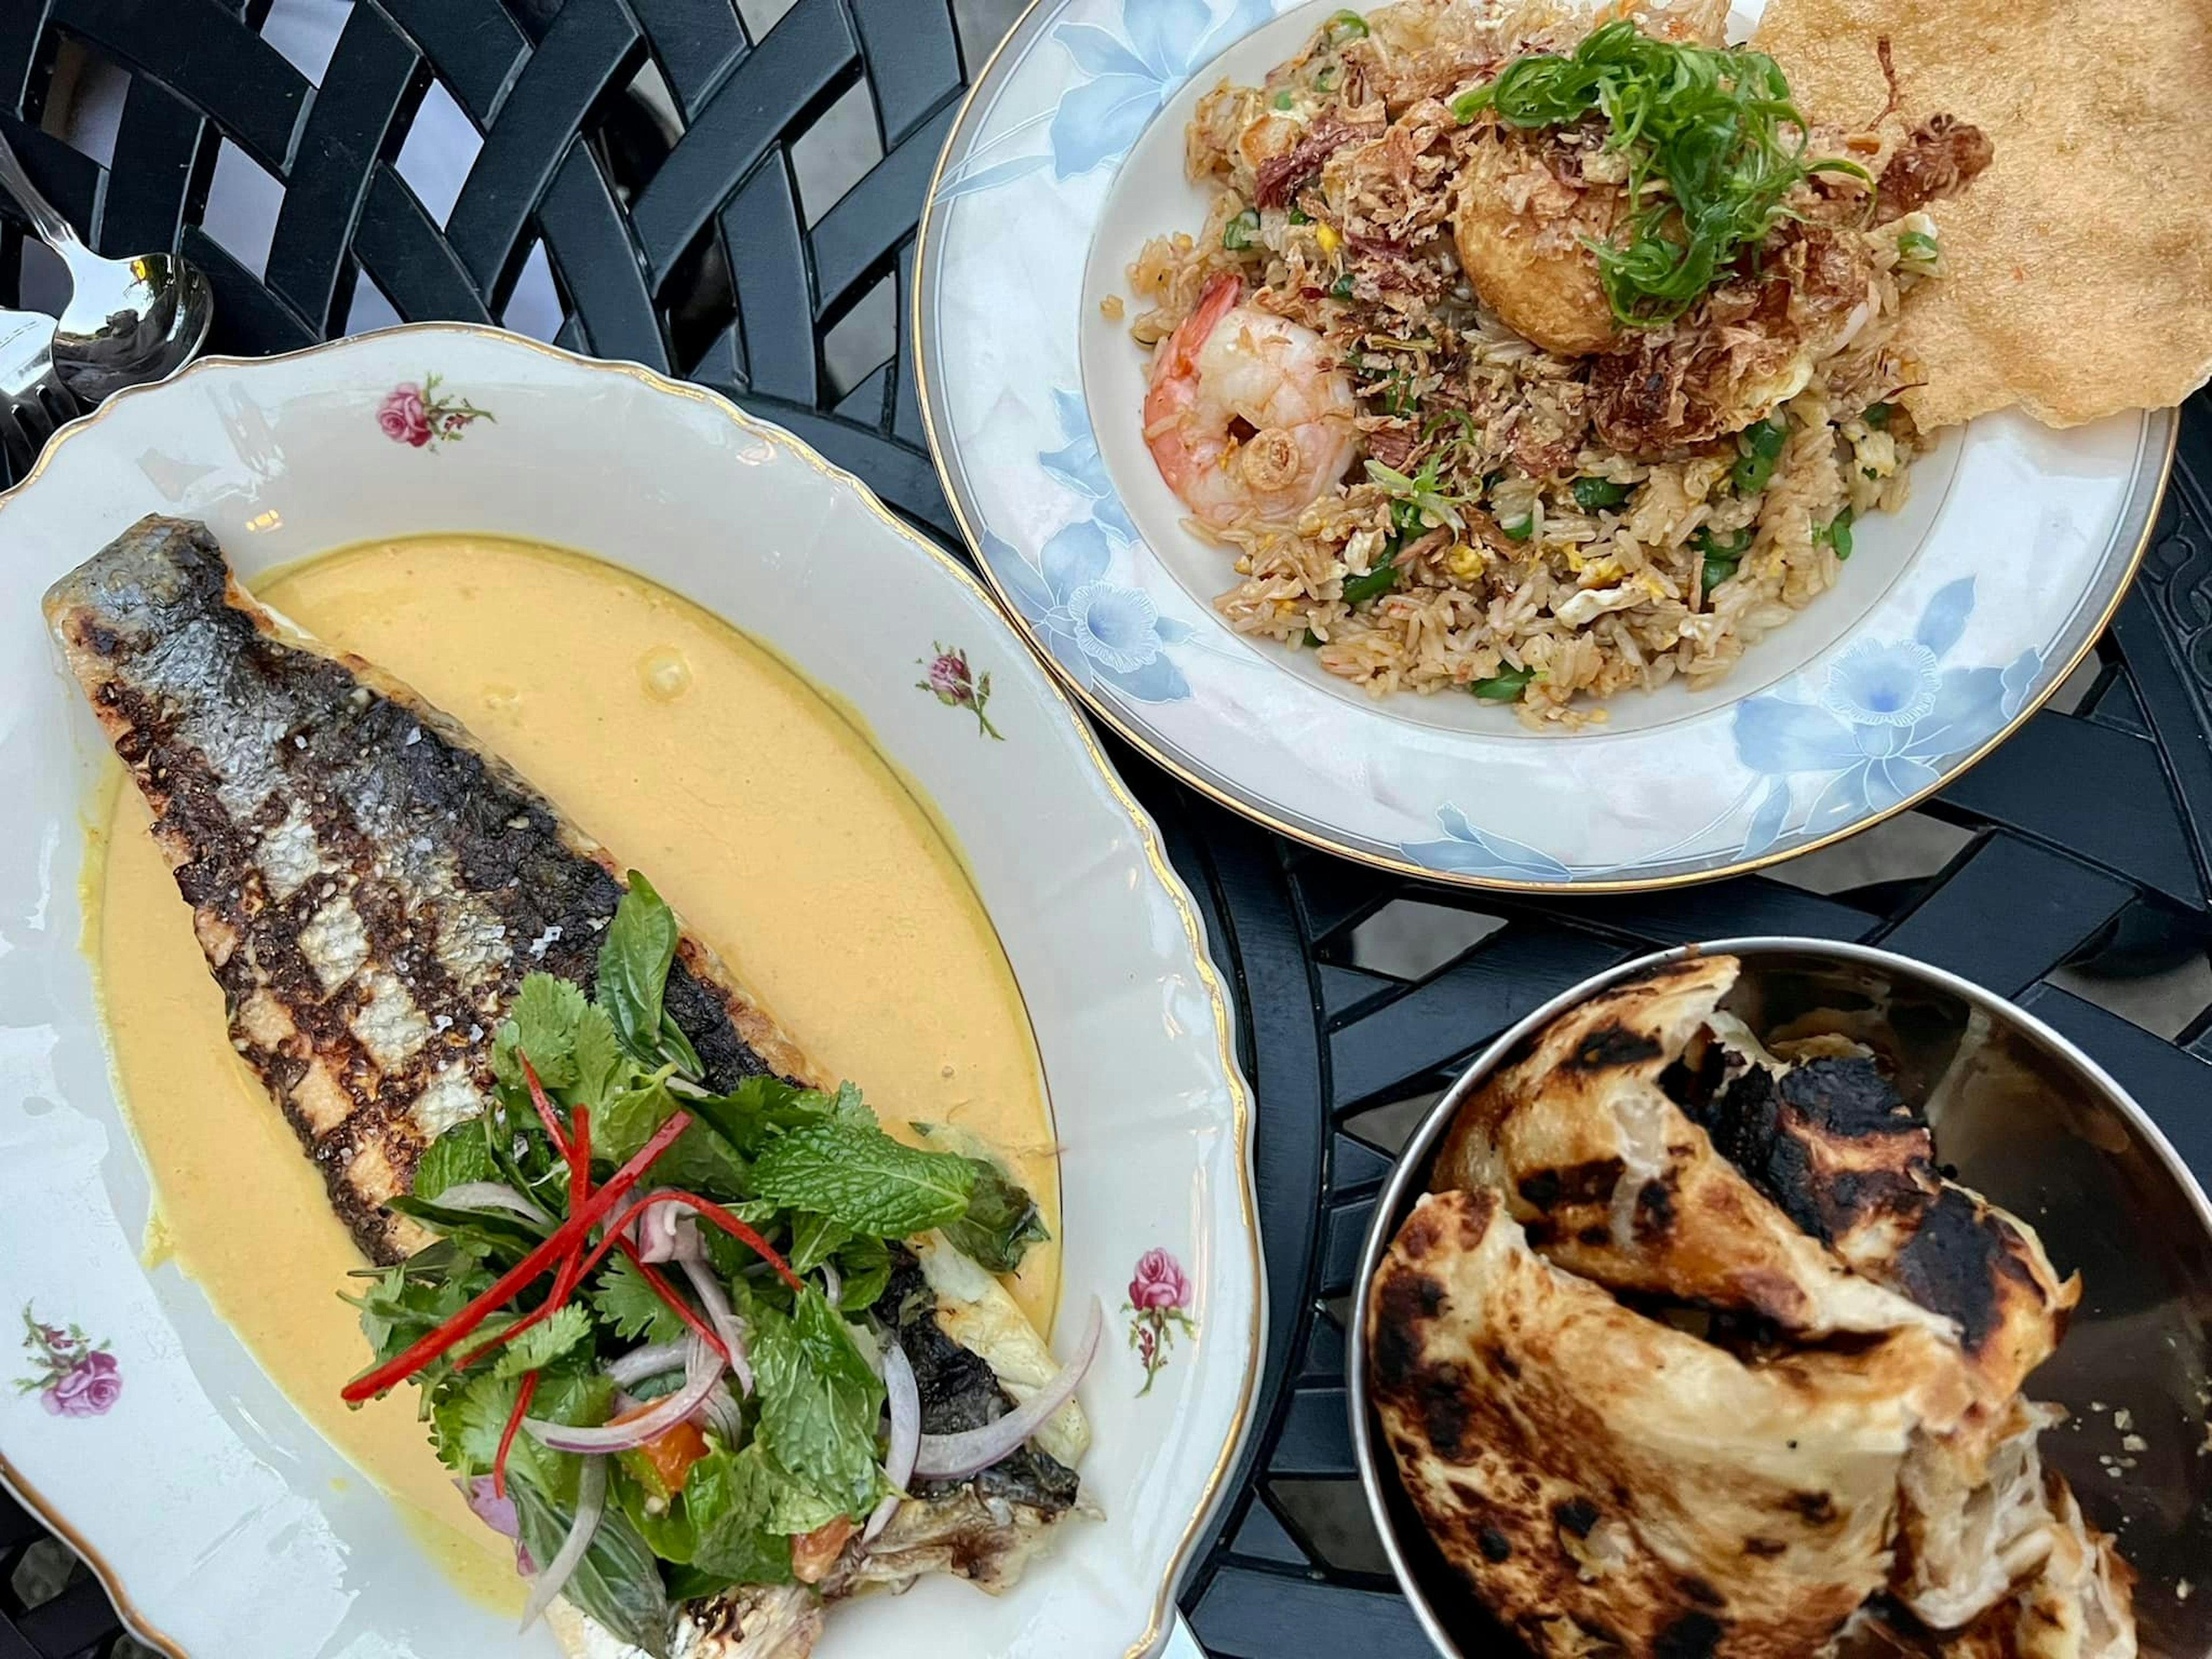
[4,2,2211,1655]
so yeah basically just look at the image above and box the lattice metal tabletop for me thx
[4,3,2211,1657]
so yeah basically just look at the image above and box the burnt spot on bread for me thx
[1889,1185,2037,1356]
[1517,1158,1626,1213]
[1654,1611,1725,1659]
[1478,1526,1513,1563]
[1416,1360,1476,1461]
[1777,1058,1924,1139]
[1562,1022,1664,1073]
[1552,1497,1599,1537]
[1785,1490,1838,1525]
[1677,1577,1726,1609]
[1371,1267,1446,1390]
[1741,1536,1787,1558]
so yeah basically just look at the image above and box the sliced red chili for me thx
[342,1109,695,1403]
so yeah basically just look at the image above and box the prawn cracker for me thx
[1755,0,2212,429]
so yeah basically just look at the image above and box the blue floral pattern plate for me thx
[914,0,2174,890]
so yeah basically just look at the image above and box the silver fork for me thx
[0,306,81,482]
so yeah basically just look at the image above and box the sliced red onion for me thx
[631,1189,696,1264]
[603,1339,690,1389]
[695,1379,743,1445]
[680,1255,753,1396]
[434,1181,554,1227]
[456,1475,520,1540]
[912,1298,1101,1482]
[526,1337,721,1453]
[517,1452,605,1633]
[862,1342,921,1545]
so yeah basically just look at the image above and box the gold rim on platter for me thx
[0,320,1263,1659]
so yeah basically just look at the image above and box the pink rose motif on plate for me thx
[377,373,494,452]
[916,643,1003,740]
[1123,1248,1196,1396]
[14,1304,120,1419]
[377,382,431,447]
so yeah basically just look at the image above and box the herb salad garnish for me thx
[1453,20,1869,327]
[342,874,1059,1655]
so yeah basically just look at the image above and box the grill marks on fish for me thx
[46,516,809,1263]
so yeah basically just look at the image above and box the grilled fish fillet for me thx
[46,514,813,1263]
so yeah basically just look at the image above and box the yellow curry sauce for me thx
[86,535,1057,1605]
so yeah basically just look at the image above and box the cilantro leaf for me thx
[749,1122,975,1238]
[493,972,588,1089]
[411,1124,496,1201]
[512,1473,673,1658]
[749,1289,885,1515]
[571,1003,630,1105]
[598,873,681,1066]
[683,1442,796,1586]
[431,1361,611,1502]
[493,1302,596,1379]
[592,1252,691,1345]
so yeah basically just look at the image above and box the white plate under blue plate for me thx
[0,324,1262,1659]
[914,0,2174,891]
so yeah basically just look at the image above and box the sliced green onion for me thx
[1330,272,1356,300]
[1862,402,1893,429]
[1897,229,1940,262]
[1501,516,1535,542]
[1693,525,1753,593]
[1571,476,1632,511]
[1324,9,1368,41]
[1288,206,1312,225]
[1820,507,1854,560]
[1272,90,1293,111]
[1316,67,1339,92]
[1422,409,1478,442]
[1301,628,1324,649]
[1449,87,1489,124]
[1470,666,1536,702]
[1342,547,1400,605]
[1458,20,1870,327]
[1222,210,1260,251]
[1731,415,1789,495]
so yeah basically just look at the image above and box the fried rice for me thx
[1124,0,1978,726]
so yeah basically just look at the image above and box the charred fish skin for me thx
[46,514,811,1263]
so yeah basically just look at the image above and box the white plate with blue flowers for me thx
[912,0,2175,890]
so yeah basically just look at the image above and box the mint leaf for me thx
[831,1234,892,1313]
[411,1124,496,1201]
[493,972,588,1088]
[493,1302,595,1379]
[749,1288,885,1514]
[687,1077,873,1160]
[940,1158,1049,1275]
[596,1074,750,1197]
[591,1252,691,1345]
[750,1123,974,1238]
[787,1212,851,1274]
[512,1473,673,1658]
[598,873,681,1065]
[684,1442,794,1586]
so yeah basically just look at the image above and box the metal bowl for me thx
[1347,937,2212,1659]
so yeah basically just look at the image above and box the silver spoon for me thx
[0,134,213,406]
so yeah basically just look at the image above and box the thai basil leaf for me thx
[512,1473,674,1658]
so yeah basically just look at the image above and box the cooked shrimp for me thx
[1143,274,1358,531]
